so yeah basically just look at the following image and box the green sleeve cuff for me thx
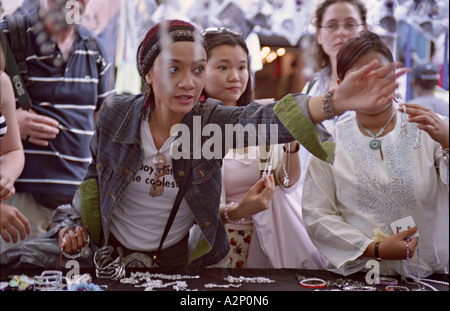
[188,238,212,264]
[80,178,102,245]
[274,94,335,164]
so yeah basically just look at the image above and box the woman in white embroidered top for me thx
[302,31,449,278]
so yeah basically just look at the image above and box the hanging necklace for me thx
[150,113,168,198]
[151,113,165,144]
[357,111,396,161]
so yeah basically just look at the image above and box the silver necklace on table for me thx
[357,111,396,161]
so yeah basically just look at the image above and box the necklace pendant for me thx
[153,152,167,167]
[283,175,289,187]
[369,139,381,151]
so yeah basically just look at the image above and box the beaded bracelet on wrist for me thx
[224,202,245,225]
[323,89,336,119]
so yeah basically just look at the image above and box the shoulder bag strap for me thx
[153,158,193,264]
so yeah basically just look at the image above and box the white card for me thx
[390,216,419,238]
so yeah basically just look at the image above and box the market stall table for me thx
[1,266,448,292]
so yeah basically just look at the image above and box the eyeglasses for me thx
[203,27,243,37]
[320,22,364,33]
[149,153,168,198]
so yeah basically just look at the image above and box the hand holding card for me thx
[390,216,419,239]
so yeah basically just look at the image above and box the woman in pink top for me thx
[202,28,328,269]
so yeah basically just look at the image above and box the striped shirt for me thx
[1,10,115,198]
[0,105,6,138]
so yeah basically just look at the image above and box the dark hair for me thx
[416,76,438,90]
[313,0,368,69]
[337,31,394,81]
[203,30,254,106]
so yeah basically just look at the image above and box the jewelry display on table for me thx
[385,285,409,291]
[298,278,327,289]
[8,275,35,291]
[343,285,377,291]
[296,274,379,291]
[204,283,242,289]
[56,226,92,271]
[70,283,103,291]
[224,275,276,284]
[33,270,63,291]
[379,277,398,286]
[119,271,200,291]
[93,246,126,280]
[201,275,275,290]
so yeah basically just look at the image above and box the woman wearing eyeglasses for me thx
[48,20,405,269]
[297,0,369,215]
[201,28,327,269]
[305,0,368,97]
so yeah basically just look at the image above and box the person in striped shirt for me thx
[1,0,114,248]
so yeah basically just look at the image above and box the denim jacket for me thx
[62,93,335,267]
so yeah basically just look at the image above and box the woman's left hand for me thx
[0,174,16,201]
[400,103,449,149]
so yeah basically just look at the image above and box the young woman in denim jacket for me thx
[56,20,406,268]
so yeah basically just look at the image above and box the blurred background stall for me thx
[2,0,448,103]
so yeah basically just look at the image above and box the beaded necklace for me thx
[357,111,396,161]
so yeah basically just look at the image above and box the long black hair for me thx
[203,29,254,106]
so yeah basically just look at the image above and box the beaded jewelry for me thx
[323,89,335,119]
[224,275,275,284]
[299,278,327,289]
[357,111,396,160]
[223,202,244,225]
[343,285,377,291]
[71,283,102,291]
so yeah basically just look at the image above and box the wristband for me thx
[374,241,382,261]
[283,142,300,153]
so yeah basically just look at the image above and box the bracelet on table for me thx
[343,285,377,291]
[379,277,398,286]
[323,89,336,119]
[299,278,327,289]
[283,142,300,154]
[385,285,409,291]
[223,202,244,225]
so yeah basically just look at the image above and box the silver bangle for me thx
[63,235,91,259]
